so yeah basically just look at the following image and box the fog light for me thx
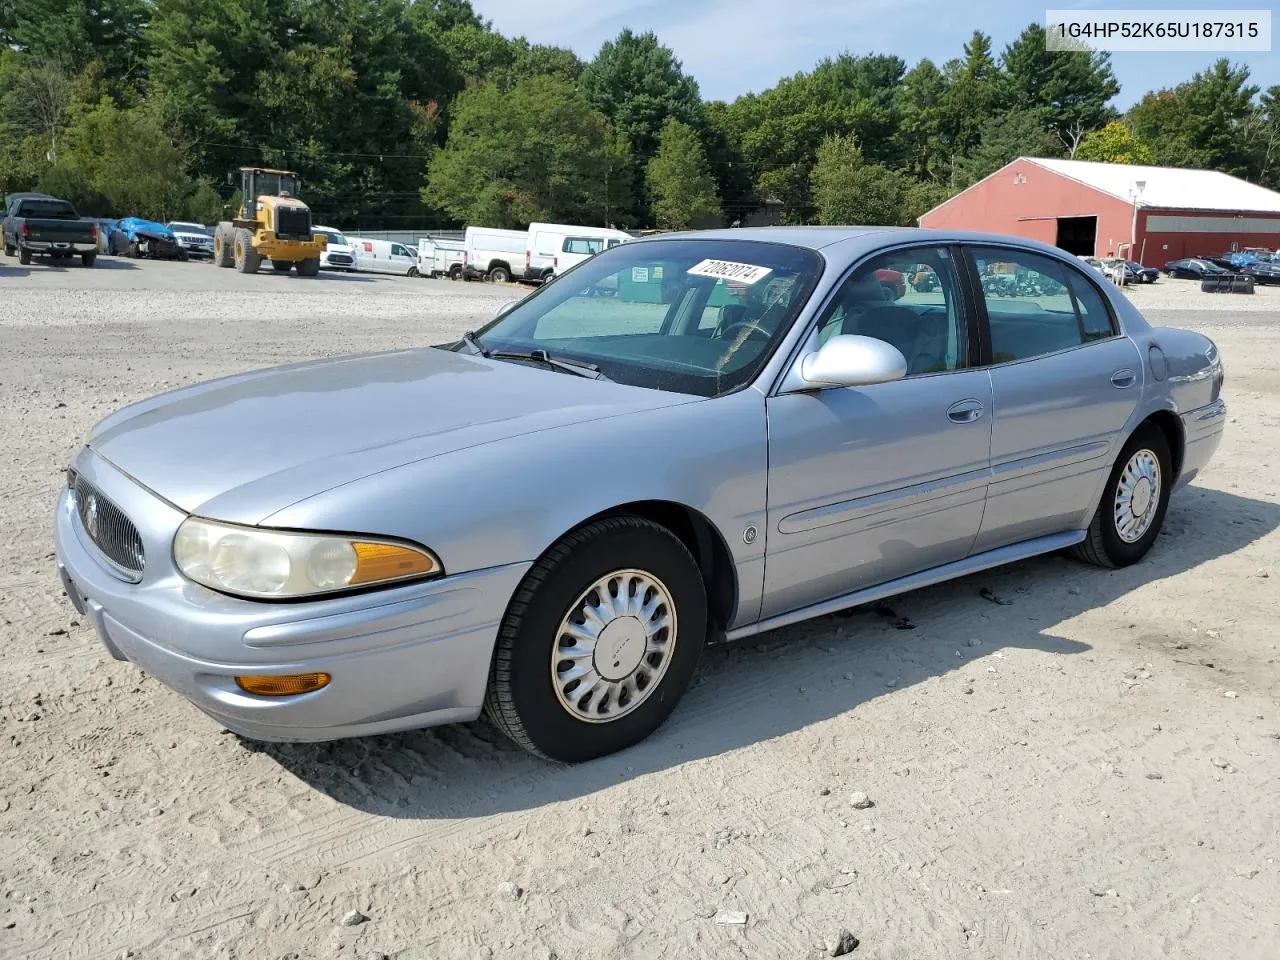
[235,673,331,697]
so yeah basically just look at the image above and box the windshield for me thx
[462,238,824,398]
[316,229,347,245]
[252,172,300,198]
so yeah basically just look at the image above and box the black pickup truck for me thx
[2,196,99,267]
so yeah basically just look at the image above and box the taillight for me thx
[463,251,469,264]
[525,250,530,268]
[553,256,559,269]
[89,224,97,240]
[20,223,29,237]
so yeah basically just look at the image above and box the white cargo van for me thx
[525,223,631,283]
[462,226,528,282]
[348,237,419,276]
[417,236,464,279]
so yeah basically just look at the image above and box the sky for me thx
[470,0,1278,107]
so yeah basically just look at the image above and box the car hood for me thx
[88,347,698,524]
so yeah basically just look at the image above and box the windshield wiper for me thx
[488,348,613,382]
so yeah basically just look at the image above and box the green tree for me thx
[424,75,619,227]
[645,117,719,229]
[941,31,1004,155]
[9,0,148,97]
[701,100,756,224]
[953,108,1060,186]
[580,29,702,164]
[899,178,954,224]
[896,59,946,179]
[1000,23,1119,150]
[811,133,864,224]
[1127,60,1259,176]
[1076,120,1155,164]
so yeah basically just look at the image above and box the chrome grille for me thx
[72,473,145,577]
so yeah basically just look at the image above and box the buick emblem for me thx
[85,495,100,538]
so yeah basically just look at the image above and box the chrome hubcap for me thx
[551,569,677,723]
[1114,449,1161,543]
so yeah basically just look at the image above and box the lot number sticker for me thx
[631,266,650,282]
[687,259,773,284]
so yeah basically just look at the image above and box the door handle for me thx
[947,399,985,424]
[1110,368,1137,388]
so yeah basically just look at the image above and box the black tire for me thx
[129,240,141,259]
[272,260,293,273]
[488,265,510,283]
[484,516,708,762]
[448,264,461,280]
[18,247,31,265]
[213,225,234,267]
[81,253,96,267]
[233,228,260,274]
[3,243,13,257]
[296,257,320,277]
[1070,423,1172,569]
[407,266,419,278]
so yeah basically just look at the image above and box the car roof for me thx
[632,226,1110,261]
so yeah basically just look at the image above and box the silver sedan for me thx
[53,228,1226,761]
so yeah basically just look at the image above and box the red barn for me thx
[918,157,1280,266]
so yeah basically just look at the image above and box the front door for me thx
[762,245,993,619]
[963,245,1143,552]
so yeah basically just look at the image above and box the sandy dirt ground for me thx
[1,260,1277,960]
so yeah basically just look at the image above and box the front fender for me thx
[264,389,771,627]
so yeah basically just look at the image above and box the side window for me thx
[1065,272,1116,341]
[562,237,605,255]
[814,247,968,375]
[970,247,1087,364]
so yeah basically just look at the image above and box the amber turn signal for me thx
[235,673,331,697]
[350,541,438,585]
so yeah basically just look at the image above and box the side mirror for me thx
[798,334,907,388]
[494,300,519,320]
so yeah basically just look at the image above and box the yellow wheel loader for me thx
[212,168,326,276]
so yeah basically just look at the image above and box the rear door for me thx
[963,244,1142,551]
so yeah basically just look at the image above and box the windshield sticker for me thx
[631,266,650,282]
[687,259,773,284]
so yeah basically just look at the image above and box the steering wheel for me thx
[714,319,771,343]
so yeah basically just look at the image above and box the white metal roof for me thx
[1025,157,1280,214]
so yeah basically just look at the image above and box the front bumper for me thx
[53,451,529,742]
[321,251,354,268]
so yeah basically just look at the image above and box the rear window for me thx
[18,200,78,219]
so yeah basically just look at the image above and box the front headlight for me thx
[173,517,441,600]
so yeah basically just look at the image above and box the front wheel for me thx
[485,516,707,762]
[1070,423,1172,568]
[271,260,293,273]
[296,257,320,277]
[407,266,419,278]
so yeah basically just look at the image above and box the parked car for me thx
[3,196,99,266]
[1123,261,1160,284]
[417,236,464,279]
[52,228,1226,762]
[525,222,630,283]
[1242,260,1280,285]
[166,221,214,259]
[109,217,186,260]
[465,226,530,282]
[312,226,356,271]
[1164,258,1230,280]
[345,237,418,276]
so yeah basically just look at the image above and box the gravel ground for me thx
[2,258,1278,959]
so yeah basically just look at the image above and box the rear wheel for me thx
[81,253,96,267]
[484,516,707,762]
[296,257,320,277]
[3,242,13,257]
[233,228,260,274]
[448,264,461,280]
[271,260,293,273]
[488,265,510,283]
[18,247,31,265]
[1070,423,1172,568]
